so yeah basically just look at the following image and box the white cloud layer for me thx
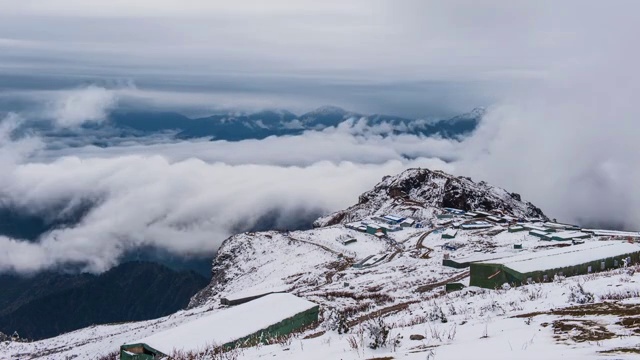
[51,85,119,127]
[1,1,639,274]
[0,114,451,273]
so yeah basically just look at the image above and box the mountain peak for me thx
[250,109,297,118]
[314,167,547,227]
[298,105,354,127]
[307,105,348,115]
[447,107,486,122]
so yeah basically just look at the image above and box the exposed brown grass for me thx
[513,301,640,318]
[320,291,394,305]
[598,347,640,354]
[415,271,470,293]
[96,351,119,360]
[617,316,640,334]
[552,319,614,342]
[302,330,326,339]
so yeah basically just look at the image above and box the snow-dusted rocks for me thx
[314,168,547,227]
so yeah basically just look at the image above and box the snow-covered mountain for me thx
[4,168,640,360]
[315,168,547,227]
[14,106,486,147]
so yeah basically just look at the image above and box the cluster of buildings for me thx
[117,207,640,358]
[437,208,640,290]
[435,207,640,243]
[345,214,418,238]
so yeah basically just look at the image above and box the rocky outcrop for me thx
[314,168,547,227]
[191,167,548,308]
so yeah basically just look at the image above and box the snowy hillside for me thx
[315,168,547,227]
[4,168,640,360]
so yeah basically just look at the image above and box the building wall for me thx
[529,231,548,239]
[516,251,640,284]
[442,259,469,268]
[470,263,524,288]
[223,306,320,349]
[470,250,640,289]
[469,263,507,288]
[366,226,386,235]
[120,344,165,360]
[445,283,465,292]
[550,234,590,241]
[122,306,320,359]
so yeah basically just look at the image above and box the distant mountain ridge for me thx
[143,106,485,140]
[14,106,486,145]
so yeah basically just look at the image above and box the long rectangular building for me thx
[470,241,640,289]
[120,293,319,359]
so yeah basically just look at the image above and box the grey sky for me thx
[2,0,629,116]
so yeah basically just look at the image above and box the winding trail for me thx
[416,227,442,249]
[415,270,470,293]
[346,300,421,327]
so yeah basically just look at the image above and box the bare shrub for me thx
[327,310,351,334]
[321,291,393,305]
[447,303,457,316]
[427,306,448,323]
[568,284,594,304]
[96,351,118,360]
[446,324,457,341]
[599,289,640,301]
[365,317,391,349]
[520,285,545,301]
[346,335,359,351]
[480,323,489,339]
[425,323,457,343]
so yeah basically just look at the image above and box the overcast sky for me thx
[1,1,639,273]
[1,0,629,116]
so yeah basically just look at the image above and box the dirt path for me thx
[416,227,443,249]
[286,235,345,257]
[386,250,401,262]
[324,259,355,285]
[419,247,433,259]
[415,270,470,293]
[347,300,421,327]
[302,302,419,340]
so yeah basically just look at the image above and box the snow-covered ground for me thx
[4,217,639,360]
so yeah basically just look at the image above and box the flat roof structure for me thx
[123,293,318,357]
[443,251,516,268]
[482,242,638,274]
[460,222,492,230]
[523,224,554,232]
[442,228,458,238]
[470,241,640,288]
[582,229,640,238]
[549,231,591,241]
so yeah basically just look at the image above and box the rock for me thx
[314,168,548,227]
[409,334,425,341]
